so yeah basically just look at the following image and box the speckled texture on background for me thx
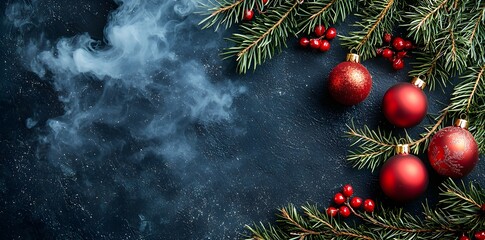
[1,0,484,239]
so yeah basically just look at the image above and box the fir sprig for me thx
[223,1,300,73]
[340,0,402,60]
[297,0,357,34]
[244,179,485,240]
[199,0,253,31]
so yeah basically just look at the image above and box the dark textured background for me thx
[1,0,484,239]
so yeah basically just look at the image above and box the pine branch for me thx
[297,0,357,34]
[223,1,300,73]
[341,0,402,60]
[199,0,250,30]
[244,179,485,240]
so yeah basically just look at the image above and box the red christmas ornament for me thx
[328,53,372,106]
[339,206,351,218]
[380,144,428,201]
[428,119,479,178]
[326,207,338,217]
[350,197,362,208]
[314,25,326,37]
[243,9,254,21]
[325,27,337,40]
[382,77,428,128]
[363,199,375,212]
[342,184,354,197]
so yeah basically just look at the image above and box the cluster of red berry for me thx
[299,25,338,52]
[376,33,414,71]
[326,184,375,218]
[460,231,485,240]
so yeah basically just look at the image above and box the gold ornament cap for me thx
[346,53,360,63]
[411,76,426,90]
[396,144,410,155]
[454,118,469,129]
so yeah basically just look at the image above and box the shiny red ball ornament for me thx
[350,197,362,208]
[339,206,351,218]
[380,144,428,201]
[342,184,353,197]
[328,53,372,106]
[299,37,310,47]
[363,199,375,212]
[475,231,485,240]
[325,27,337,40]
[392,37,405,51]
[428,119,479,178]
[243,9,254,21]
[314,25,326,37]
[382,77,428,128]
[326,207,338,217]
[309,39,321,49]
[334,192,346,205]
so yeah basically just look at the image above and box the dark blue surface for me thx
[1,0,484,239]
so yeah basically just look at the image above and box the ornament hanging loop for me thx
[411,76,426,90]
[396,144,410,155]
[346,53,360,63]
[454,118,469,129]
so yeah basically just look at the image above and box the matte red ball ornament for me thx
[428,119,479,178]
[380,144,428,201]
[328,53,372,106]
[382,77,428,128]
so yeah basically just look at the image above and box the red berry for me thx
[396,51,408,58]
[481,204,485,212]
[334,193,346,205]
[392,58,405,70]
[459,235,470,240]
[376,48,384,56]
[262,0,269,4]
[383,33,392,43]
[326,207,338,217]
[350,197,363,208]
[319,40,331,52]
[475,231,485,240]
[342,184,353,197]
[243,9,254,21]
[309,39,321,49]
[299,37,310,47]
[404,40,413,50]
[339,206,351,218]
[392,37,405,51]
[363,199,375,212]
[325,27,337,40]
[314,25,326,37]
[382,48,393,59]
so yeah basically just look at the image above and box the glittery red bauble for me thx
[428,126,479,178]
[382,83,427,128]
[328,62,372,105]
[380,153,428,201]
